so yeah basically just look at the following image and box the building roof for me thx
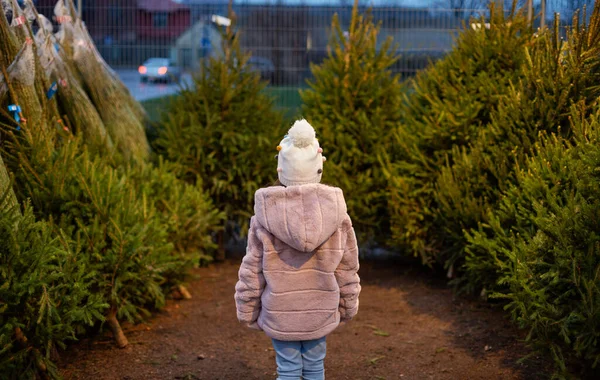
[137,0,189,12]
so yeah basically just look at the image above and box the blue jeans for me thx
[271,337,327,380]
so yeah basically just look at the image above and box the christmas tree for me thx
[443,5,600,292]
[155,5,284,254]
[301,0,403,243]
[0,201,107,379]
[385,2,530,266]
[466,102,600,377]
[0,153,17,211]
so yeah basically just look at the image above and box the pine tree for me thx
[385,2,531,266]
[441,4,600,291]
[3,127,175,349]
[301,0,403,243]
[155,5,284,244]
[0,201,107,379]
[466,102,600,377]
[127,157,225,290]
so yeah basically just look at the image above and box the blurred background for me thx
[31,0,593,110]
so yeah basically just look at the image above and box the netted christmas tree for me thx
[301,0,403,243]
[0,1,48,131]
[384,2,531,266]
[29,0,113,151]
[53,0,149,162]
[155,5,284,252]
[0,152,17,211]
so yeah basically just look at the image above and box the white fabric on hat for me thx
[277,119,325,187]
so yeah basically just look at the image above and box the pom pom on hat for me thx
[287,119,316,148]
[276,119,324,187]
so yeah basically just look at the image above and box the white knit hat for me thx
[276,119,326,187]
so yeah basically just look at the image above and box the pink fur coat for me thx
[234,184,361,341]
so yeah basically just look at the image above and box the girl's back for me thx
[236,183,360,340]
[235,119,360,380]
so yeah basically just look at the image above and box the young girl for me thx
[234,119,361,380]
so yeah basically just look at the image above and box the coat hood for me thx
[254,184,347,252]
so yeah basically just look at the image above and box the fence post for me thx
[527,0,533,27]
[540,0,546,29]
[191,7,197,70]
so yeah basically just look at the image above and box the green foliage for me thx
[386,1,600,375]
[8,132,176,322]
[467,104,600,377]
[301,1,404,242]
[0,115,221,376]
[155,11,284,233]
[0,201,107,379]
[446,6,600,292]
[127,157,225,281]
[385,5,531,265]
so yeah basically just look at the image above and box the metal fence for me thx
[32,1,545,112]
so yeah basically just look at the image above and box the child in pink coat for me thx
[234,119,361,380]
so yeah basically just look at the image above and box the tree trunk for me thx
[178,285,192,300]
[106,306,129,348]
[14,327,48,377]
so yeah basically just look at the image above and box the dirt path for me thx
[59,260,548,380]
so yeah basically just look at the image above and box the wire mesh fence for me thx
[31,1,538,113]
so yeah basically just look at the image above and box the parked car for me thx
[139,58,181,83]
[246,56,275,83]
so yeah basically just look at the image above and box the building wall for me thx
[136,9,190,41]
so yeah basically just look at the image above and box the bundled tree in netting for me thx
[0,1,48,130]
[301,0,404,243]
[155,5,284,248]
[0,152,17,210]
[1,0,114,152]
[442,4,600,292]
[59,0,147,123]
[28,0,113,151]
[6,0,64,124]
[52,0,149,162]
[384,2,531,266]
[465,102,600,377]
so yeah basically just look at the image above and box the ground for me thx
[59,259,548,380]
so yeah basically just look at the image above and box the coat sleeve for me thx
[234,218,265,328]
[335,225,361,322]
